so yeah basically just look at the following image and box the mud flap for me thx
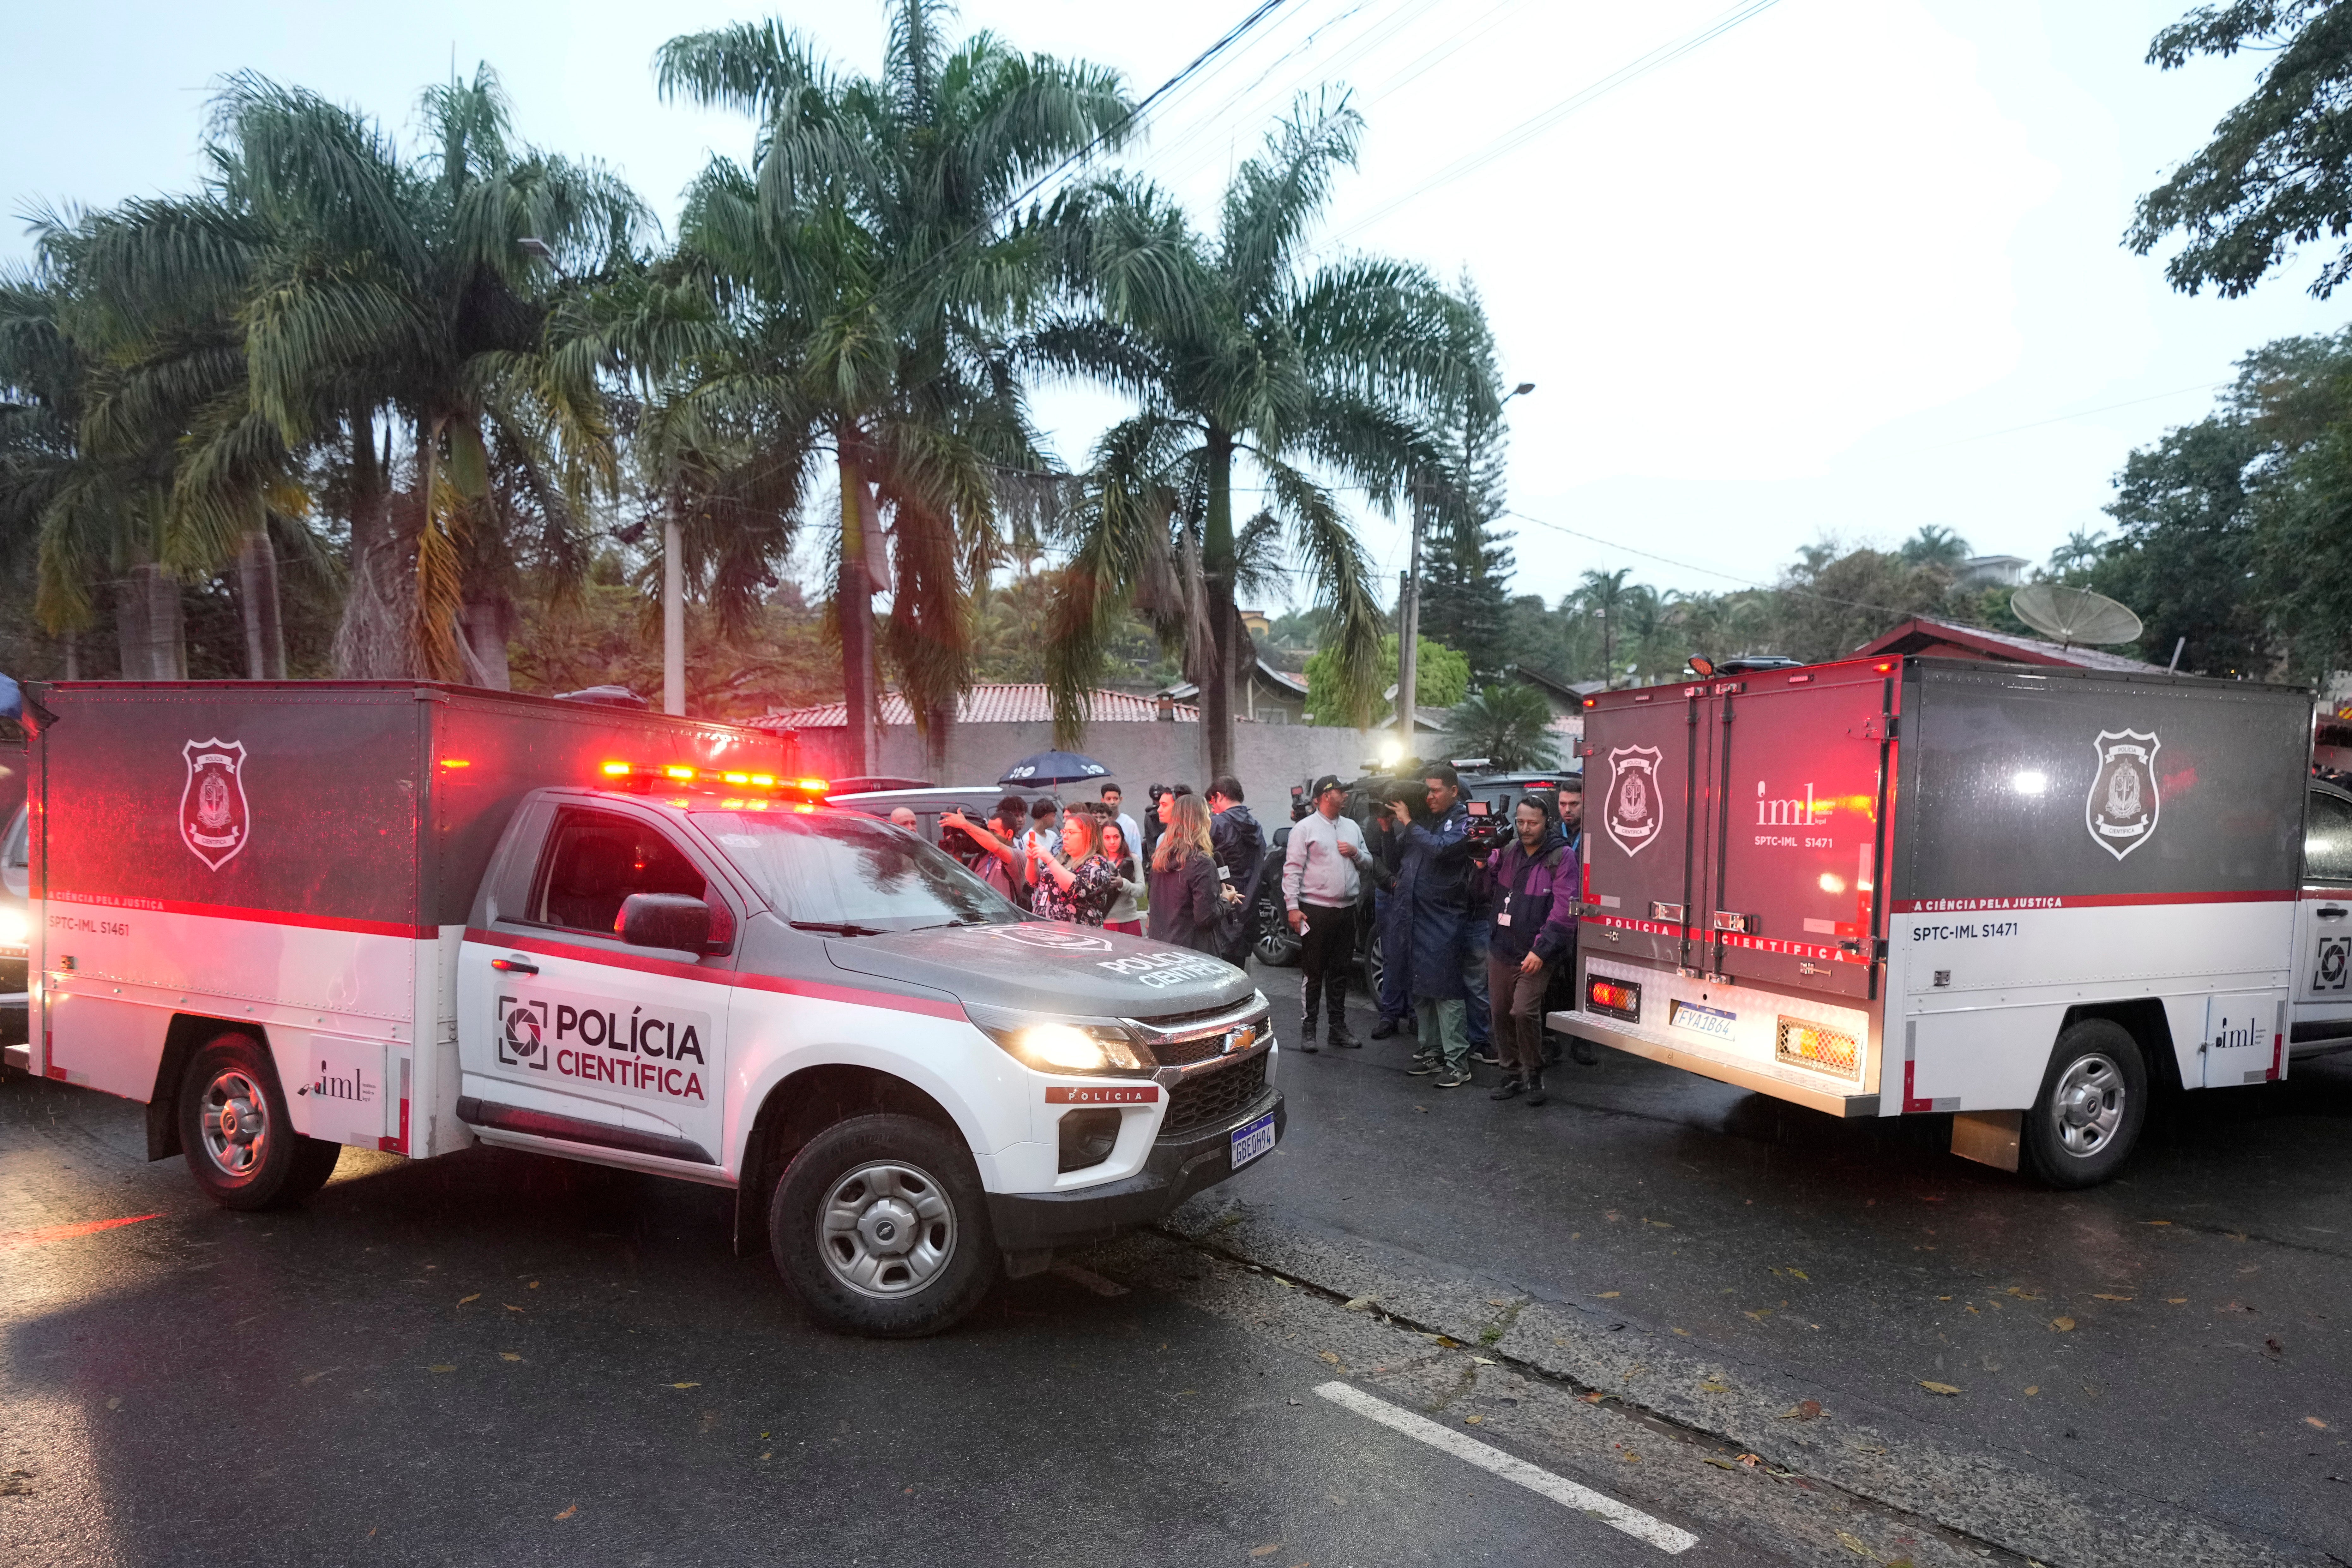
[1951,1109,2021,1172]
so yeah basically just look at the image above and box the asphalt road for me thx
[0,1059,1759,1568]
[4,957,2348,1567]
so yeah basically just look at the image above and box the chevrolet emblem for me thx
[1224,1026,1255,1055]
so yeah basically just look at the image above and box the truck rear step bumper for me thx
[987,1086,1284,1253]
[1548,1011,1881,1118]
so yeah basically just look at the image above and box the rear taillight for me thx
[1776,1016,1860,1078]
[1585,975,1641,1021]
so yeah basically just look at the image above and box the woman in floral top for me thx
[1026,807,1120,925]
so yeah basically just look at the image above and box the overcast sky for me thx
[7,0,2342,615]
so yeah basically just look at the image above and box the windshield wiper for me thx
[790,919,889,937]
[912,916,992,931]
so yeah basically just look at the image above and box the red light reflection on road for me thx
[0,1213,162,1251]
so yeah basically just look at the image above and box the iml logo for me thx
[312,1060,376,1104]
[1756,780,1829,827]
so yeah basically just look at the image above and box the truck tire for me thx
[2021,1020,2147,1189]
[770,1113,999,1337]
[177,1033,344,1211]
[1362,928,1385,1005]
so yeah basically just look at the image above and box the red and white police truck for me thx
[1555,655,2350,1186]
[9,681,1281,1334]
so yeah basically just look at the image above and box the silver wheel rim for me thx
[199,1067,271,1180]
[817,1160,957,1298]
[2049,1052,2125,1157]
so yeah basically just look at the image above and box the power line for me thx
[1315,0,1790,250]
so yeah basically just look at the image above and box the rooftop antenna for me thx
[2009,583,2143,650]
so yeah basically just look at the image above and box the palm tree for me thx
[1038,94,1481,777]
[1899,524,1971,571]
[1443,682,1561,771]
[1576,567,1633,683]
[654,4,1133,772]
[76,67,649,684]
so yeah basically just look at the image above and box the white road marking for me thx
[1314,1380,1697,1554]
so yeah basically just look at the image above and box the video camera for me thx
[1462,799,1502,846]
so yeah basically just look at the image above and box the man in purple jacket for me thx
[1484,794,1578,1106]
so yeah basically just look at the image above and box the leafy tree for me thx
[1898,524,1971,569]
[656,5,1133,767]
[1442,682,1561,770]
[2129,1,2352,298]
[1575,567,1634,681]
[2090,417,2271,674]
[1038,93,1479,772]
[1304,633,1465,724]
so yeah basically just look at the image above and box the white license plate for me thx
[1669,1000,1738,1042]
[1230,1110,1277,1169]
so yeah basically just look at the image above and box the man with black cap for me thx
[1281,774,1367,1050]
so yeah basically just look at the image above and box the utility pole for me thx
[1394,381,1532,751]
[663,516,684,716]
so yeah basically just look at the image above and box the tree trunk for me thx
[119,562,186,681]
[334,408,406,679]
[662,506,684,716]
[237,528,286,679]
[114,574,151,680]
[459,600,511,689]
[1398,475,1427,748]
[1200,425,1237,783]
[62,630,80,681]
[836,447,874,779]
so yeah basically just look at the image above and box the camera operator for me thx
[941,795,1030,903]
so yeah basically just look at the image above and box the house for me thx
[1155,658,1312,724]
[1854,617,2173,675]
[1956,555,2031,591]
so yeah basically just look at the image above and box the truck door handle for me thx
[2320,907,2348,921]
[490,955,540,974]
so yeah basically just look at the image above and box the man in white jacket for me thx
[1283,774,1367,1051]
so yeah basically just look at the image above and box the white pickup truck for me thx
[1557,654,2341,1186]
[13,681,1282,1335]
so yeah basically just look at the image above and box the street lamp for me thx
[1396,381,1534,747]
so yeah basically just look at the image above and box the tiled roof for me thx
[755,683,1198,730]
[1856,618,2174,675]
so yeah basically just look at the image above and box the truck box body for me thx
[28,682,786,1158]
[1560,657,2313,1128]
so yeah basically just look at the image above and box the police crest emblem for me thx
[2086,729,2160,861]
[1603,744,1665,857]
[179,739,250,870]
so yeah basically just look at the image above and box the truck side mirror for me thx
[617,892,712,954]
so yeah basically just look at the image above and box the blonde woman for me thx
[1147,791,1223,954]
[1101,817,1146,935]
[1026,804,1119,926]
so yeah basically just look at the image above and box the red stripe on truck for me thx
[466,929,966,1020]
[1890,890,2294,914]
[45,892,434,940]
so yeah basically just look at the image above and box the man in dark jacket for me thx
[1206,775,1264,967]
[1365,784,1416,1038]
[1485,795,1579,1105]
[1386,763,1478,1088]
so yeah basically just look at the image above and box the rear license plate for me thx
[1230,1110,1277,1169]
[1669,999,1738,1042]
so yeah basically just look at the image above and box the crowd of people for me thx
[933,776,1270,963]
[924,763,1589,1105]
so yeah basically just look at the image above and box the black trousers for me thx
[1298,901,1356,1034]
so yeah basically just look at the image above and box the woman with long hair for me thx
[1147,791,1223,954]
[1026,803,1120,926]
[1101,817,1146,935]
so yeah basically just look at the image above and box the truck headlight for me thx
[965,1006,1149,1075]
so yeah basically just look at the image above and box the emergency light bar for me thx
[597,761,827,798]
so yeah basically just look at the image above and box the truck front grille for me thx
[1161,1054,1269,1135]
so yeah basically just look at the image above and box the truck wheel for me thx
[177,1034,344,1211]
[1362,929,1385,1004]
[770,1114,999,1338]
[2022,1020,2147,1189]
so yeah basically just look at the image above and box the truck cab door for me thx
[457,802,740,1169]
[2290,785,2352,1059]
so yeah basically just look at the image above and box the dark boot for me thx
[1489,1076,1524,1100]
[1296,973,1320,1051]
[1369,1016,1399,1040]
[1523,1070,1549,1107]
[1326,976,1359,1047]
[1570,1036,1599,1066]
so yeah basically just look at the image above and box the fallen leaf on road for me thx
[2309,1417,2331,1430]
[429,1365,455,1374]
[2004,1287,2040,1300]
[1579,1391,1606,1403]
[1318,1351,1339,1365]
[1621,1451,1641,1463]
[500,1353,522,1363]
[1919,1382,1961,1396]
[1250,1544,1283,1558]
[1837,1529,1872,1556]
[1787,1268,1809,1282]
[2143,1220,2171,1226]
[503,1304,524,1313]
[1471,1356,1497,1366]
[1704,1457,1741,1471]
[1464,1415,1482,1425]
[2165,1297,2187,1305]
[1737,1453,1761,1468]
[2092,1294,2132,1301]
[669,1382,701,1389]
[457,1294,480,1305]
[1777,1400,1822,1421]
[2050,1317,2076,1332]
[2024,1386,2039,1396]
[527,1281,540,1289]
[1342,1296,1373,1311]
[1744,1309,1773,1322]
[1673,1328,1690,1336]
[1597,1291,1620,1299]
[1485,1297,1514,1306]
[553,1504,577,1521]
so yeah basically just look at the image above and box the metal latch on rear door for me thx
[1852,715,1897,740]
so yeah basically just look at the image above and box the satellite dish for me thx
[2010,583,2143,647]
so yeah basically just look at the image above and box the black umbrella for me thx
[998,750,1112,788]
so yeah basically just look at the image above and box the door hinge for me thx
[1853,714,1898,741]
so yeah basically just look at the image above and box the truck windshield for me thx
[694,810,1023,932]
